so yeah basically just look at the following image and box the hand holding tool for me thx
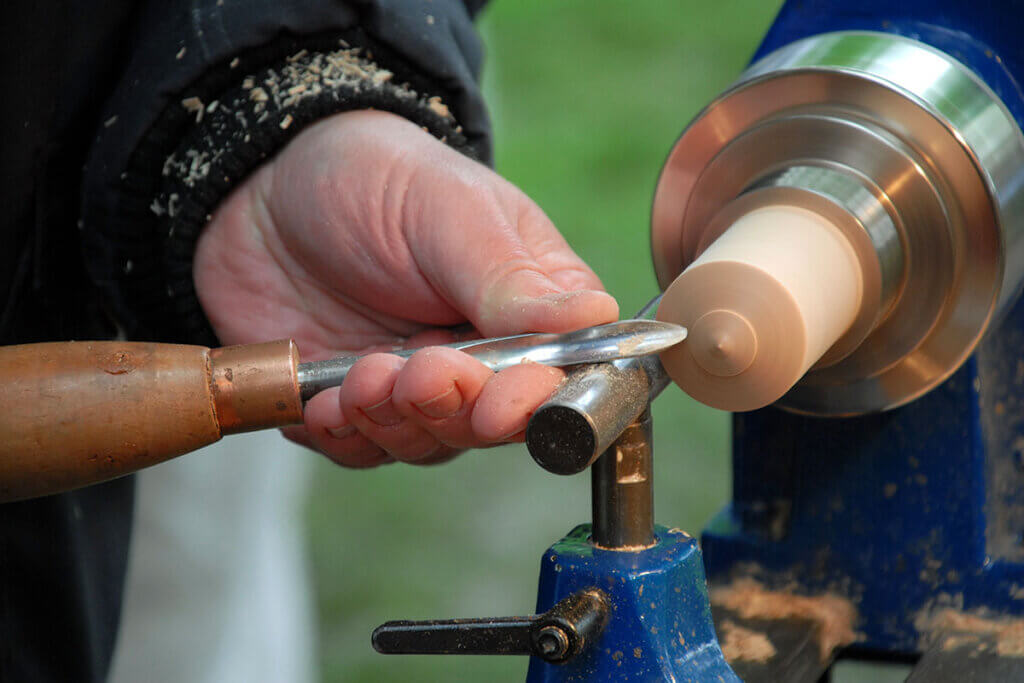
[0,320,685,502]
[297,319,686,399]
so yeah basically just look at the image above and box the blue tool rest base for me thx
[527,525,739,683]
[703,0,1024,655]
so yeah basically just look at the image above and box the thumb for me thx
[405,159,619,337]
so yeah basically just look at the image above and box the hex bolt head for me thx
[535,625,570,661]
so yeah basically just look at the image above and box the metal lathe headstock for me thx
[372,2,1024,680]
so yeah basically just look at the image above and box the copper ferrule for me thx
[209,339,303,434]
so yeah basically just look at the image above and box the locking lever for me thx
[371,588,609,664]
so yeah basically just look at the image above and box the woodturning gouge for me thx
[0,319,685,503]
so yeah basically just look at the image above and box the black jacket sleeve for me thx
[82,0,492,345]
[0,5,492,683]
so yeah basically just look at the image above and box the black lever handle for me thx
[371,589,609,664]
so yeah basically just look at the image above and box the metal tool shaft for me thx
[296,319,685,401]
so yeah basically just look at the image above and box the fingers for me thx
[471,363,565,442]
[299,348,566,468]
[294,389,393,469]
[410,180,619,336]
[338,354,444,463]
[370,117,619,336]
[391,347,493,449]
[513,211,609,294]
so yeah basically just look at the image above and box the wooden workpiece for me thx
[657,205,865,411]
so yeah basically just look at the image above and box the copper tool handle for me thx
[0,339,302,502]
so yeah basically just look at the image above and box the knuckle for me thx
[385,434,442,462]
[324,441,390,469]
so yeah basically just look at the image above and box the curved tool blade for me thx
[297,319,687,400]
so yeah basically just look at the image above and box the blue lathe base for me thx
[527,525,738,682]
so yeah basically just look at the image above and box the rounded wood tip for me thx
[689,309,757,377]
[657,205,864,411]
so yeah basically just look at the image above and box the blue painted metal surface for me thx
[527,525,738,682]
[703,0,1024,656]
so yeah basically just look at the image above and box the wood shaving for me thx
[166,193,180,218]
[156,45,458,218]
[719,619,777,663]
[181,96,204,123]
[427,95,450,118]
[711,578,858,660]
[161,148,220,189]
[917,608,1024,657]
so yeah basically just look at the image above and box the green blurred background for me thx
[306,2,908,681]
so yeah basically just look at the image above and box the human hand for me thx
[193,110,618,467]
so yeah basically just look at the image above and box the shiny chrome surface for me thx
[651,31,1024,415]
[297,320,687,401]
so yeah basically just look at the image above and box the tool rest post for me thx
[590,409,655,549]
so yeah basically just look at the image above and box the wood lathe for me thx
[374,10,1024,683]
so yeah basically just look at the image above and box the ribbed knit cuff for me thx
[93,34,478,345]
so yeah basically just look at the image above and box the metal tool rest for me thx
[374,354,739,680]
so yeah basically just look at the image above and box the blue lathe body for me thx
[707,0,1024,658]
[374,2,1024,680]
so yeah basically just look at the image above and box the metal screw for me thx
[535,625,570,661]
